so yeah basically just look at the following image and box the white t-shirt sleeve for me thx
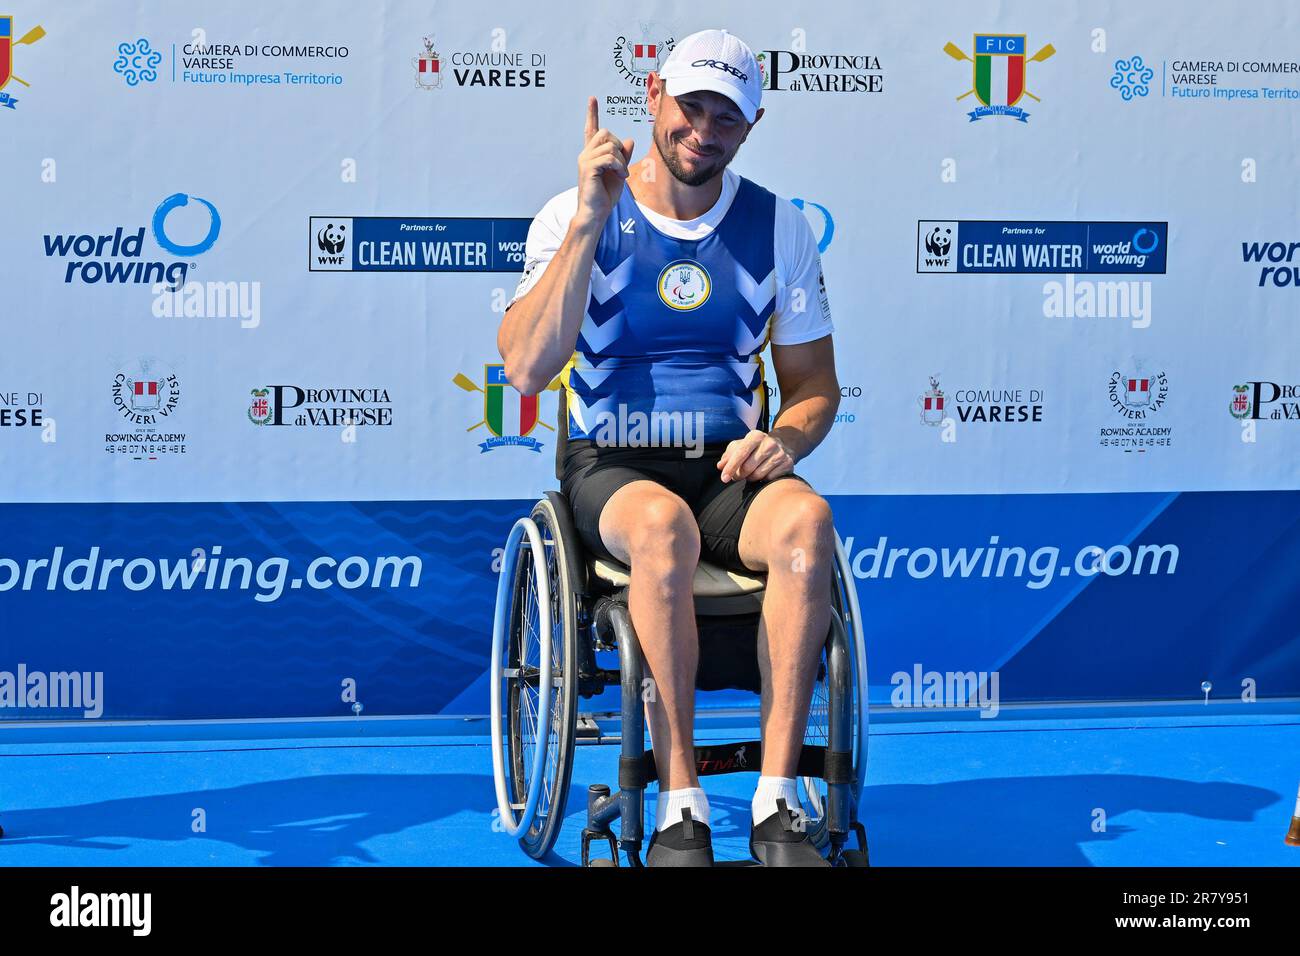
[769,198,835,346]
[506,187,589,310]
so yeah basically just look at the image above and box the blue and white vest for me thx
[561,176,778,448]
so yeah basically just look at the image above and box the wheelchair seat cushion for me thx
[590,557,765,598]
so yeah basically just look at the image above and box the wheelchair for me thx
[488,477,871,867]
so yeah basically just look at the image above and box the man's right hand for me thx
[577,97,635,230]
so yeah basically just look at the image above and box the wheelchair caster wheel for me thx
[581,827,619,867]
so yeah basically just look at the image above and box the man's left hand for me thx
[717,430,795,483]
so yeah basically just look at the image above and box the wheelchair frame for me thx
[490,490,869,867]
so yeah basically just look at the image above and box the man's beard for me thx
[654,126,731,187]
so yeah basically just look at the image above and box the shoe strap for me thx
[775,797,795,832]
[680,807,695,841]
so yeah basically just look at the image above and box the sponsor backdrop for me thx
[1,0,1297,720]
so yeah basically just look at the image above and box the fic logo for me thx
[0,17,48,111]
[944,34,1055,122]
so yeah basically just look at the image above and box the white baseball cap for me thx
[658,28,762,123]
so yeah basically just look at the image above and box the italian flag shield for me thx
[974,36,1026,107]
[484,364,539,437]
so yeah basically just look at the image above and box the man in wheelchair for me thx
[497,30,843,866]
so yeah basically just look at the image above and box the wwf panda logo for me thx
[925,226,952,257]
[316,222,347,255]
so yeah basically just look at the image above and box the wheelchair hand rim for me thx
[490,516,554,838]
[834,532,869,790]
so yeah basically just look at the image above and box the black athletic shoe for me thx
[749,798,831,867]
[646,808,715,867]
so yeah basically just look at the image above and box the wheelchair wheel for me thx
[798,535,869,848]
[490,497,579,859]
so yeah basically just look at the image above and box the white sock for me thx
[656,787,710,832]
[752,775,801,826]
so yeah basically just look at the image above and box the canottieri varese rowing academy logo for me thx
[112,360,181,426]
[0,17,47,111]
[453,365,558,452]
[944,34,1054,122]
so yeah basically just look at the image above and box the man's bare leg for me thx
[734,479,835,864]
[597,480,701,793]
[736,480,835,778]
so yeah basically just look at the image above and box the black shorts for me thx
[559,440,809,573]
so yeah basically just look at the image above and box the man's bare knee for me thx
[769,492,835,570]
[628,495,700,573]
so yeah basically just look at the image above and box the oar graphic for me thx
[7,25,48,87]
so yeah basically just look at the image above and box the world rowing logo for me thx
[43,194,222,289]
[153,193,221,256]
[791,198,835,254]
[657,259,711,311]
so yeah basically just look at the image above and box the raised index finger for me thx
[585,96,599,144]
